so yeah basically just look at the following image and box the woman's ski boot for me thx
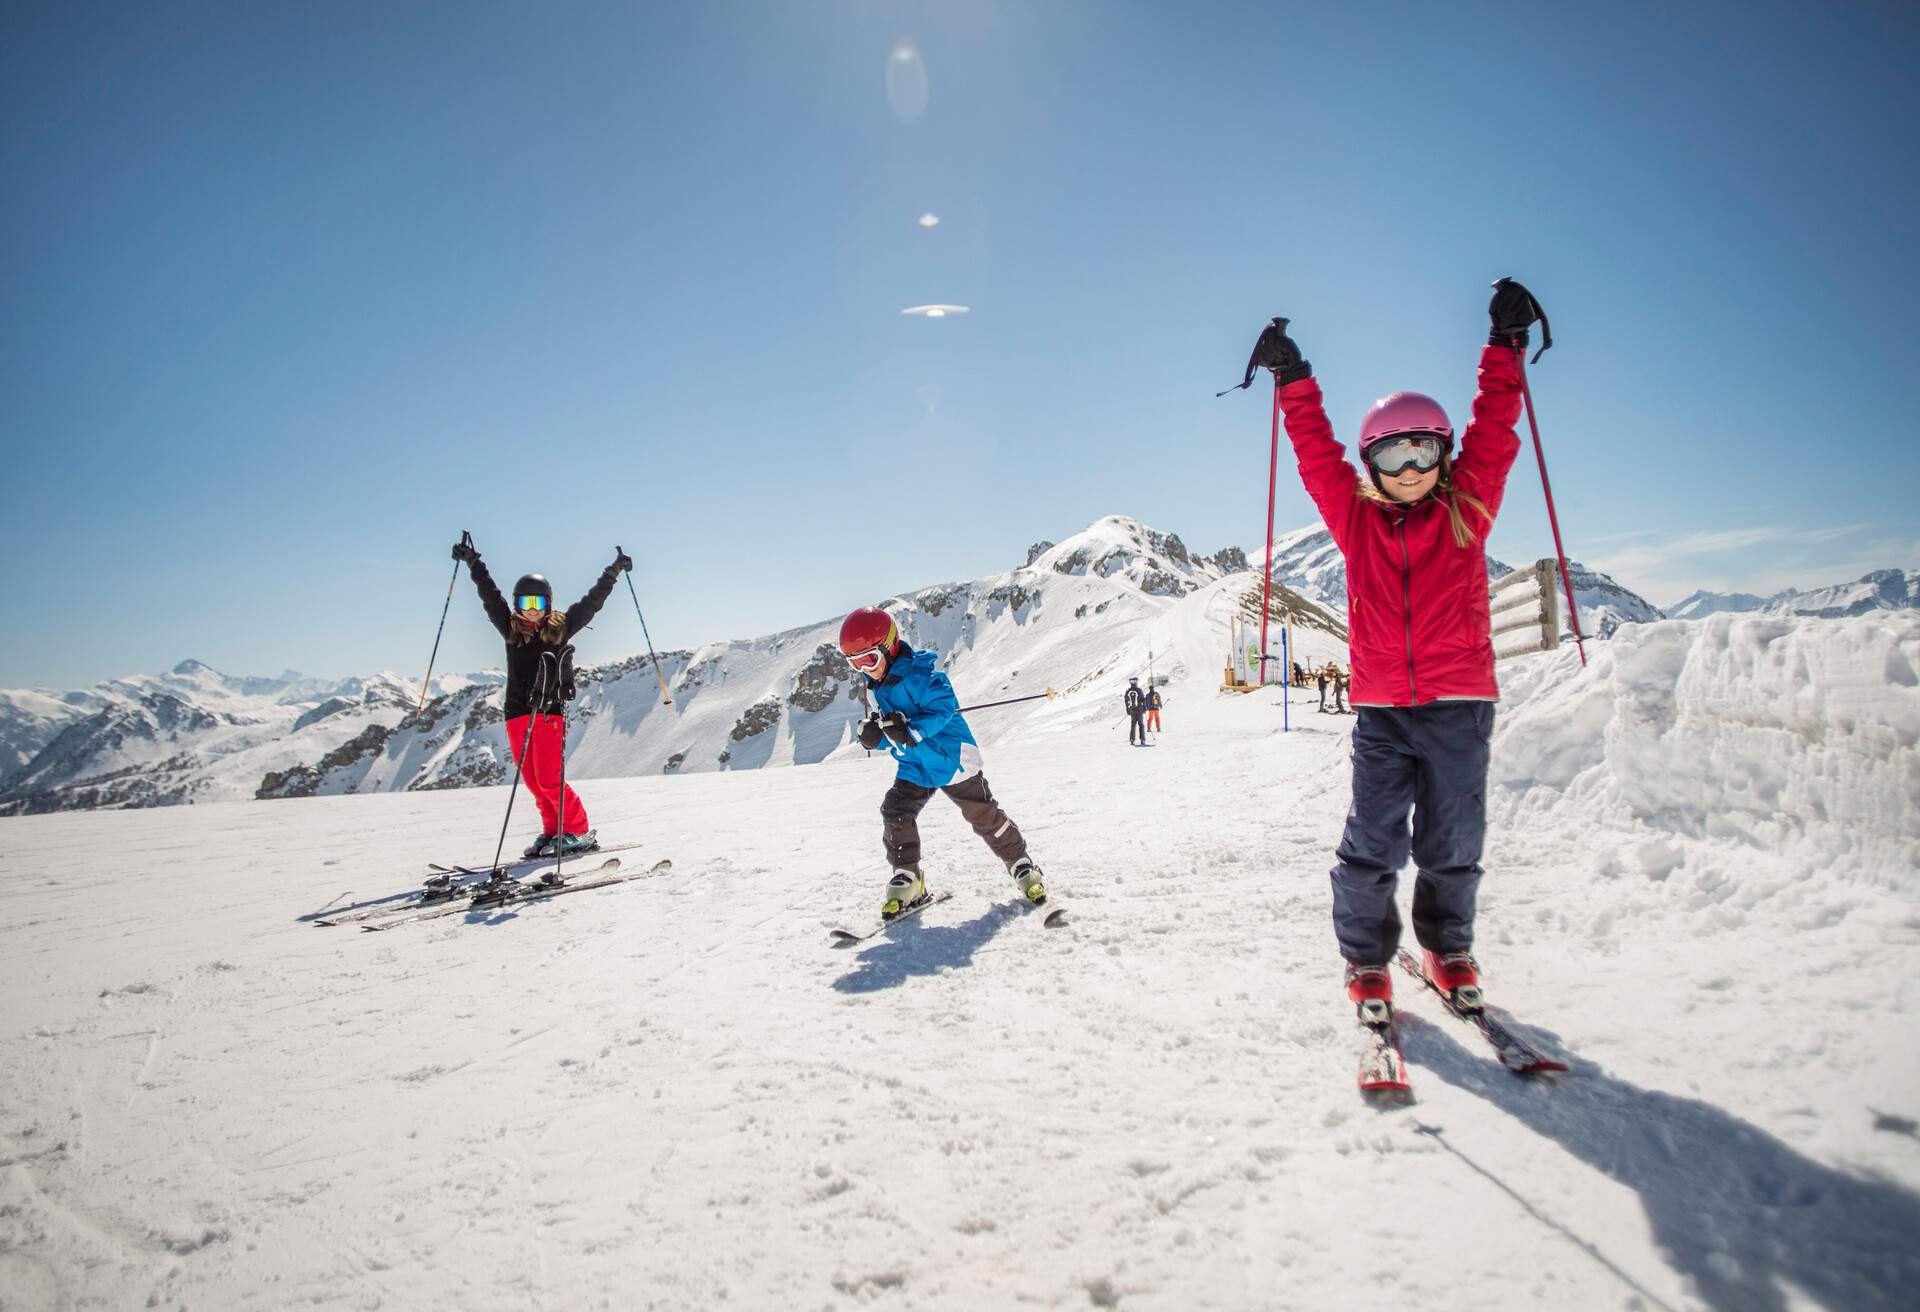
[556,830,598,856]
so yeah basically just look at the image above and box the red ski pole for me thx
[1513,351,1586,666]
[1259,376,1280,685]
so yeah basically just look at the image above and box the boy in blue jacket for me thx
[839,606,1047,918]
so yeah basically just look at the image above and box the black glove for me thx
[612,546,634,573]
[451,534,478,563]
[1220,317,1311,395]
[879,711,917,748]
[1489,277,1551,359]
[856,714,884,751]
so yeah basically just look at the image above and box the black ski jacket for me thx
[468,555,620,719]
[1125,685,1146,715]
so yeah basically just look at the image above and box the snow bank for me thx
[1493,613,1920,895]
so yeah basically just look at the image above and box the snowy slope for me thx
[1,611,1915,1309]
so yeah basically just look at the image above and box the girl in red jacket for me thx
[1262,281,1541,1025]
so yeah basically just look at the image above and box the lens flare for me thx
[885,41,929,120]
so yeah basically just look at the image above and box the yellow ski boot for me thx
[881,866,928,920]
[1009,856,1047,905]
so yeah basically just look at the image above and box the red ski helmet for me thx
[838,607,901,659]
[1358,391,1453,458]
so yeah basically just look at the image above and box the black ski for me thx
[309,867,528,927]
[356,858,670,932]
[1394,950,1568,1075]
[425,838,647,876]
[827,891,954,945]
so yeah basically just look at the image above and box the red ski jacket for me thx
[1281,345,1524,707]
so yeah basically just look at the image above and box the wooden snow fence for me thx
[1490,559,1563,661]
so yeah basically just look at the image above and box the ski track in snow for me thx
[1,616,1918,1309]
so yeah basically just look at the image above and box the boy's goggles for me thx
[516,594,549,612]
[1365,435,1446,476]
[845,645,888,674]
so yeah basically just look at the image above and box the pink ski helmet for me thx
[1358,391,1453,457]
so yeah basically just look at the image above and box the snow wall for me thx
[1492,613,1919,896]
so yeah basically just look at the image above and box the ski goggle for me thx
[515,594,549,612]
[845,645,888,674]
[1365,435,1446,476]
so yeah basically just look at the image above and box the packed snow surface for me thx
[2,615,1916,1309]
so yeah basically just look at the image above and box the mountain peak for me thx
[1023,517,1232,598]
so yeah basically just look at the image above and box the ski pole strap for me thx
[1218,317,1297,396]
[1526,287,1552,363]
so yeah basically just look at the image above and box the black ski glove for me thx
[879,711,917,748]
[451,534,477,563]
[1219,317,1311,395]
[612,546,634,573]
[1489,277,1552,360]
[856,714,885,751]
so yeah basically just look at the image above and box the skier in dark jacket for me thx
[838,606,1047,919]
[1124,678,1149,745]
[451,538,630,857]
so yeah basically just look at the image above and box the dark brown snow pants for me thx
[881,773,1028,870]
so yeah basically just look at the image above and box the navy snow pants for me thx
[1330,702,1494,965]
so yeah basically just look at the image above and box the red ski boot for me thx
[1345,962,1394,1027]
[1422,950,1483,1013]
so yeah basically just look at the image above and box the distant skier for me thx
[1146,687,1163,734]
[450,537,631,858]
[1316,664,1330,711]
[1265,281,1535,1024]
[838,607,1047,919]
[1332,665,1349,714]
[1124,677,1149,745]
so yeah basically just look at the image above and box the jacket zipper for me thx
[1397,515,1418,704]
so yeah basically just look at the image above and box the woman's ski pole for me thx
[418,530,471,713]
[620,549,674,706]
[488,659,546,876]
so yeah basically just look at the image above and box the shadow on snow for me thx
[1398,1015,1920,1312]
[830,901,1026,994]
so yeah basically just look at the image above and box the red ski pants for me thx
[505,713,588,837]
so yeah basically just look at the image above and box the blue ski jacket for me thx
[868,646,981,789]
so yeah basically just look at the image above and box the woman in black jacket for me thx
[451,538,631,856]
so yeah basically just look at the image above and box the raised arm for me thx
[456,542,513,639]
[1452,345,1524,522]
[562,548,633,639]
[1258,319,1361,553]
[1452,278,1542,521]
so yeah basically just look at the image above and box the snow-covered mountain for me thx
[0,664,499,815]
[0,518,1278,815]
[1670,568,1920,622]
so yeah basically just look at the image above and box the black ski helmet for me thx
[512,574,552,604]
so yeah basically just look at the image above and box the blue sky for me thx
[4,1,1916,688]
